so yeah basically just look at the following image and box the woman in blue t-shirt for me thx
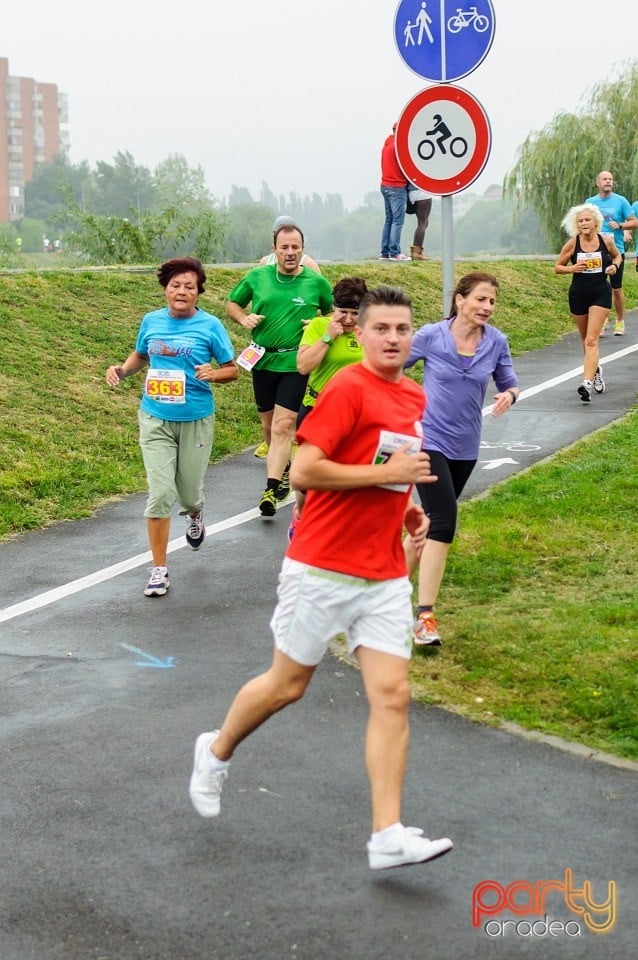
[106,257,237,598]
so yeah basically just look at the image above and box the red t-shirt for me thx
[380,134,407,188]
[287,363,425,580]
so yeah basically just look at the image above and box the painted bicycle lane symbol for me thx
[480,441,541,452]
[417,113,468,160]
[479,441,542,471]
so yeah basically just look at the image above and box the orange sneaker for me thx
[413,612,442,646]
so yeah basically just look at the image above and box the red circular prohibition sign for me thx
[395,85,491,195]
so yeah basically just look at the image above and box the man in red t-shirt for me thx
[379,123,410,261]
[189,286,454,871]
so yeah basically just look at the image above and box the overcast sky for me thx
[6,1,637,210]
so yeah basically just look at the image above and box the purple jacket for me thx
[405,318,518,460]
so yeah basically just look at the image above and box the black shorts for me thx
[252,368,308,414]
[610,254,625,289]
[414,450,476,544]
[568,283,612,316]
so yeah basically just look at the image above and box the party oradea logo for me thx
[472,868,616,938]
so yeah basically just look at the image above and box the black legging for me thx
[412,198,432,247]
[415,450,476,543]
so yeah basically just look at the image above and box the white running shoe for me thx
[367,825,453,870]
[593,366,606,394]
[577,381,592,403]
[189,731,228,818]
[185,510,205,550]
[144,566,169,597]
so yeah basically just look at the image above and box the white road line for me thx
[482,342,637,416]
[1,344,636,625]
[0,507,261,624]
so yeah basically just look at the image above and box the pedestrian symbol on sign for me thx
[403,1,435,46]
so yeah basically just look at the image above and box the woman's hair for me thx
[332,276,368,309]
[157,257,206,293]
[560,203,603,238]
[449,271,499,317]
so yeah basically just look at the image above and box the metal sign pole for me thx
[441,195,454,317]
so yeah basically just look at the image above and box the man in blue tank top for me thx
[585,171,638,335]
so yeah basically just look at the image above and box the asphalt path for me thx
[1,321,637,960]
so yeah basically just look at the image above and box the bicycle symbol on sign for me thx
[447,6,490,33]
[417,113,468,161]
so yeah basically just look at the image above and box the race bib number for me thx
[373,430,421,492]
[145,368,186,403]
[576,251,603,274]
[237,341,266,371]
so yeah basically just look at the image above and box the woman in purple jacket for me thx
[404,272,519,646]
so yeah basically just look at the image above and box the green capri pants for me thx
[138,411,214,518]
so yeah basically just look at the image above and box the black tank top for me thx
[570,234,612,287]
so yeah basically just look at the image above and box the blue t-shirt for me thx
[584,192,633,254]
[405,318,518,460]
[135,307,235,422]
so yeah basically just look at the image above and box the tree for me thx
[155,155,213,208]
[17,217,48,253]
[259,182,278,213]
[93,151,157,219]
[453,198,548,255]
[24,154,90,229]
[0,222,19,266]
[228,185,254,207]
[61,195,224,265]
[505,61,638,250]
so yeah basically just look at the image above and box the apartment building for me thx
[0,56,69,222]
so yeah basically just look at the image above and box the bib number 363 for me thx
[145,368,186,403]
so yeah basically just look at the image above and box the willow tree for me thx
[505,61,638,250]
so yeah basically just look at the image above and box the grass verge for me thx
[410,410,638,761]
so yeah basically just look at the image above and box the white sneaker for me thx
[577,381,592,403]
[189,731,228,817]
[367,825,453,870]
[593,366,606,394]
[185,510,205,550]
[144,566,169,597]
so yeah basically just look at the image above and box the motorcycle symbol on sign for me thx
[417,113,468,160]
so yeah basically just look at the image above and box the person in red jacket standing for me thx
[379,123,410,261]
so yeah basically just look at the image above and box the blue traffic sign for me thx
[394,0,495,82]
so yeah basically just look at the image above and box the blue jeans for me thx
[380,186,407,257]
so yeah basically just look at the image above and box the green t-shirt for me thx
[229,265,333,372]
[300,315,363,407]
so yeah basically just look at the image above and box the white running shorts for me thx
[270,558,414,666]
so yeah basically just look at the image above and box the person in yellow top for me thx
[288,277,367,539]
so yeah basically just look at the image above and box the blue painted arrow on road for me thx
[120,642,175,669]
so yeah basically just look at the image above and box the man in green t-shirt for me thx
[227,225,333,517]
